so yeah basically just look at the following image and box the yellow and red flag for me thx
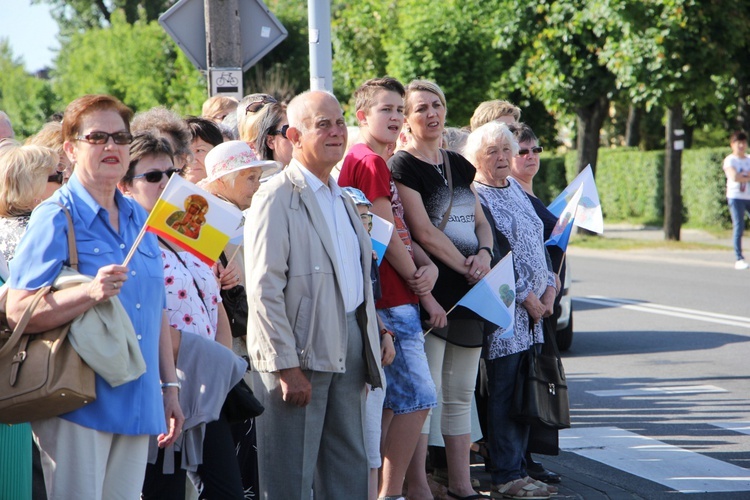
[144,174,242,265]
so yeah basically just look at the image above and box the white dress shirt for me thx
[296,160,364,312]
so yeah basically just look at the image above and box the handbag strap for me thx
[437,149,454,232]
[0,204,78,357]
[58,204,79,271]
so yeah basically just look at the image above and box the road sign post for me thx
[159,0,288,85]
[210,68,243,100]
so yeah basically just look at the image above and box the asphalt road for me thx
[537,248,750,499]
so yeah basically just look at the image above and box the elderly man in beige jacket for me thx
[244,90,382,499]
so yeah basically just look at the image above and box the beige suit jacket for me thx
[244,161,382,388]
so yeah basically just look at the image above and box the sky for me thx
[0,0,60,72]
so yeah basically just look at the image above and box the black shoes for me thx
[526,460,562,484]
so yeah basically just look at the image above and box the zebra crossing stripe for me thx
[560,427,750,493]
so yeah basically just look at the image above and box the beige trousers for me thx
[32,417,149,500]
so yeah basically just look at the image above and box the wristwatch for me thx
[380,328,395,339]
[161,382,181,391]
[478,246,494,260]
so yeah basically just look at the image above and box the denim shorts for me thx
[378,304,438,415]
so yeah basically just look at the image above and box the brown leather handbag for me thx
[0,206,96,424]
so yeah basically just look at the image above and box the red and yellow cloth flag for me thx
[144,174,243,265]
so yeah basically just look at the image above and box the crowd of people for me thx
[0,79,567,500]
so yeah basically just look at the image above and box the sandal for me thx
[491,478,550,499]
[431,468,482,489]
[447,491,491,499]
[523,477,558,495]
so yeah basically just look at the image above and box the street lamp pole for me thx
[307,0,333,92]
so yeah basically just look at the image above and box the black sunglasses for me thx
[76,131,133,145]
[271,124,289,139]
[47,171,64,184]
[132,168,181,183]
[245,95,278,114]
[517,146,543,156]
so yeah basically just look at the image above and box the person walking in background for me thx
[723,131,750,270]
[244,90,383,499]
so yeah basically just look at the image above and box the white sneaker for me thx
[735,260,749,270]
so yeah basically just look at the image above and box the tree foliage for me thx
[600,0,750,111]
[0,40,60,138]
[53,10,205,116]
[33,0,171,35]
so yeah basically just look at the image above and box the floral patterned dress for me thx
[161,247,221,340]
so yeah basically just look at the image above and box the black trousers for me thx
[142,412,244,500]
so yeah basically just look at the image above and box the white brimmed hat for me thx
[199,140,280,187]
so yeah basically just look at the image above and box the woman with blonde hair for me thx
[202,95,239,124]
[0,142,59,256]
[237,93,279,146]
[390,79,493,500]
[26,121,73,184]
[0,141,59,500]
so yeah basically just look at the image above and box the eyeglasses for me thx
[245,95,278,114]
[517,146,543,156]
[76,131,133,145]
[132,168,181,183]
[47,171,64,184]
[271,124,289,139]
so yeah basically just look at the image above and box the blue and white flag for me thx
[546,186,583,252]
[370,213,393,266]
[456,252,515,337]
[548,164,603,234]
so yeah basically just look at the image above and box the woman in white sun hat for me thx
[199,140,280,496]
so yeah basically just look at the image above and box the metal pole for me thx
[307,0,333,92]
[205,0,242,97]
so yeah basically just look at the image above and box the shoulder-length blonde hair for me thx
[0,143,58,217]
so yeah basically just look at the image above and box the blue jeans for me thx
[728,198,750,260]
[378,304,437,414]
[486,350,530,485]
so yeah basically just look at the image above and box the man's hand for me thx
[279,367,312,407]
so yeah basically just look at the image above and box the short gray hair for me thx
[463,121,518,167]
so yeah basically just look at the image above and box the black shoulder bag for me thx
[510,323,571,429]
[219,251,249,338]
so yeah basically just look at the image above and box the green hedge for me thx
[535,147,732,229]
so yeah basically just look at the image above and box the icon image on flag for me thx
[143,174,243,265]
[456,253,515,338]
